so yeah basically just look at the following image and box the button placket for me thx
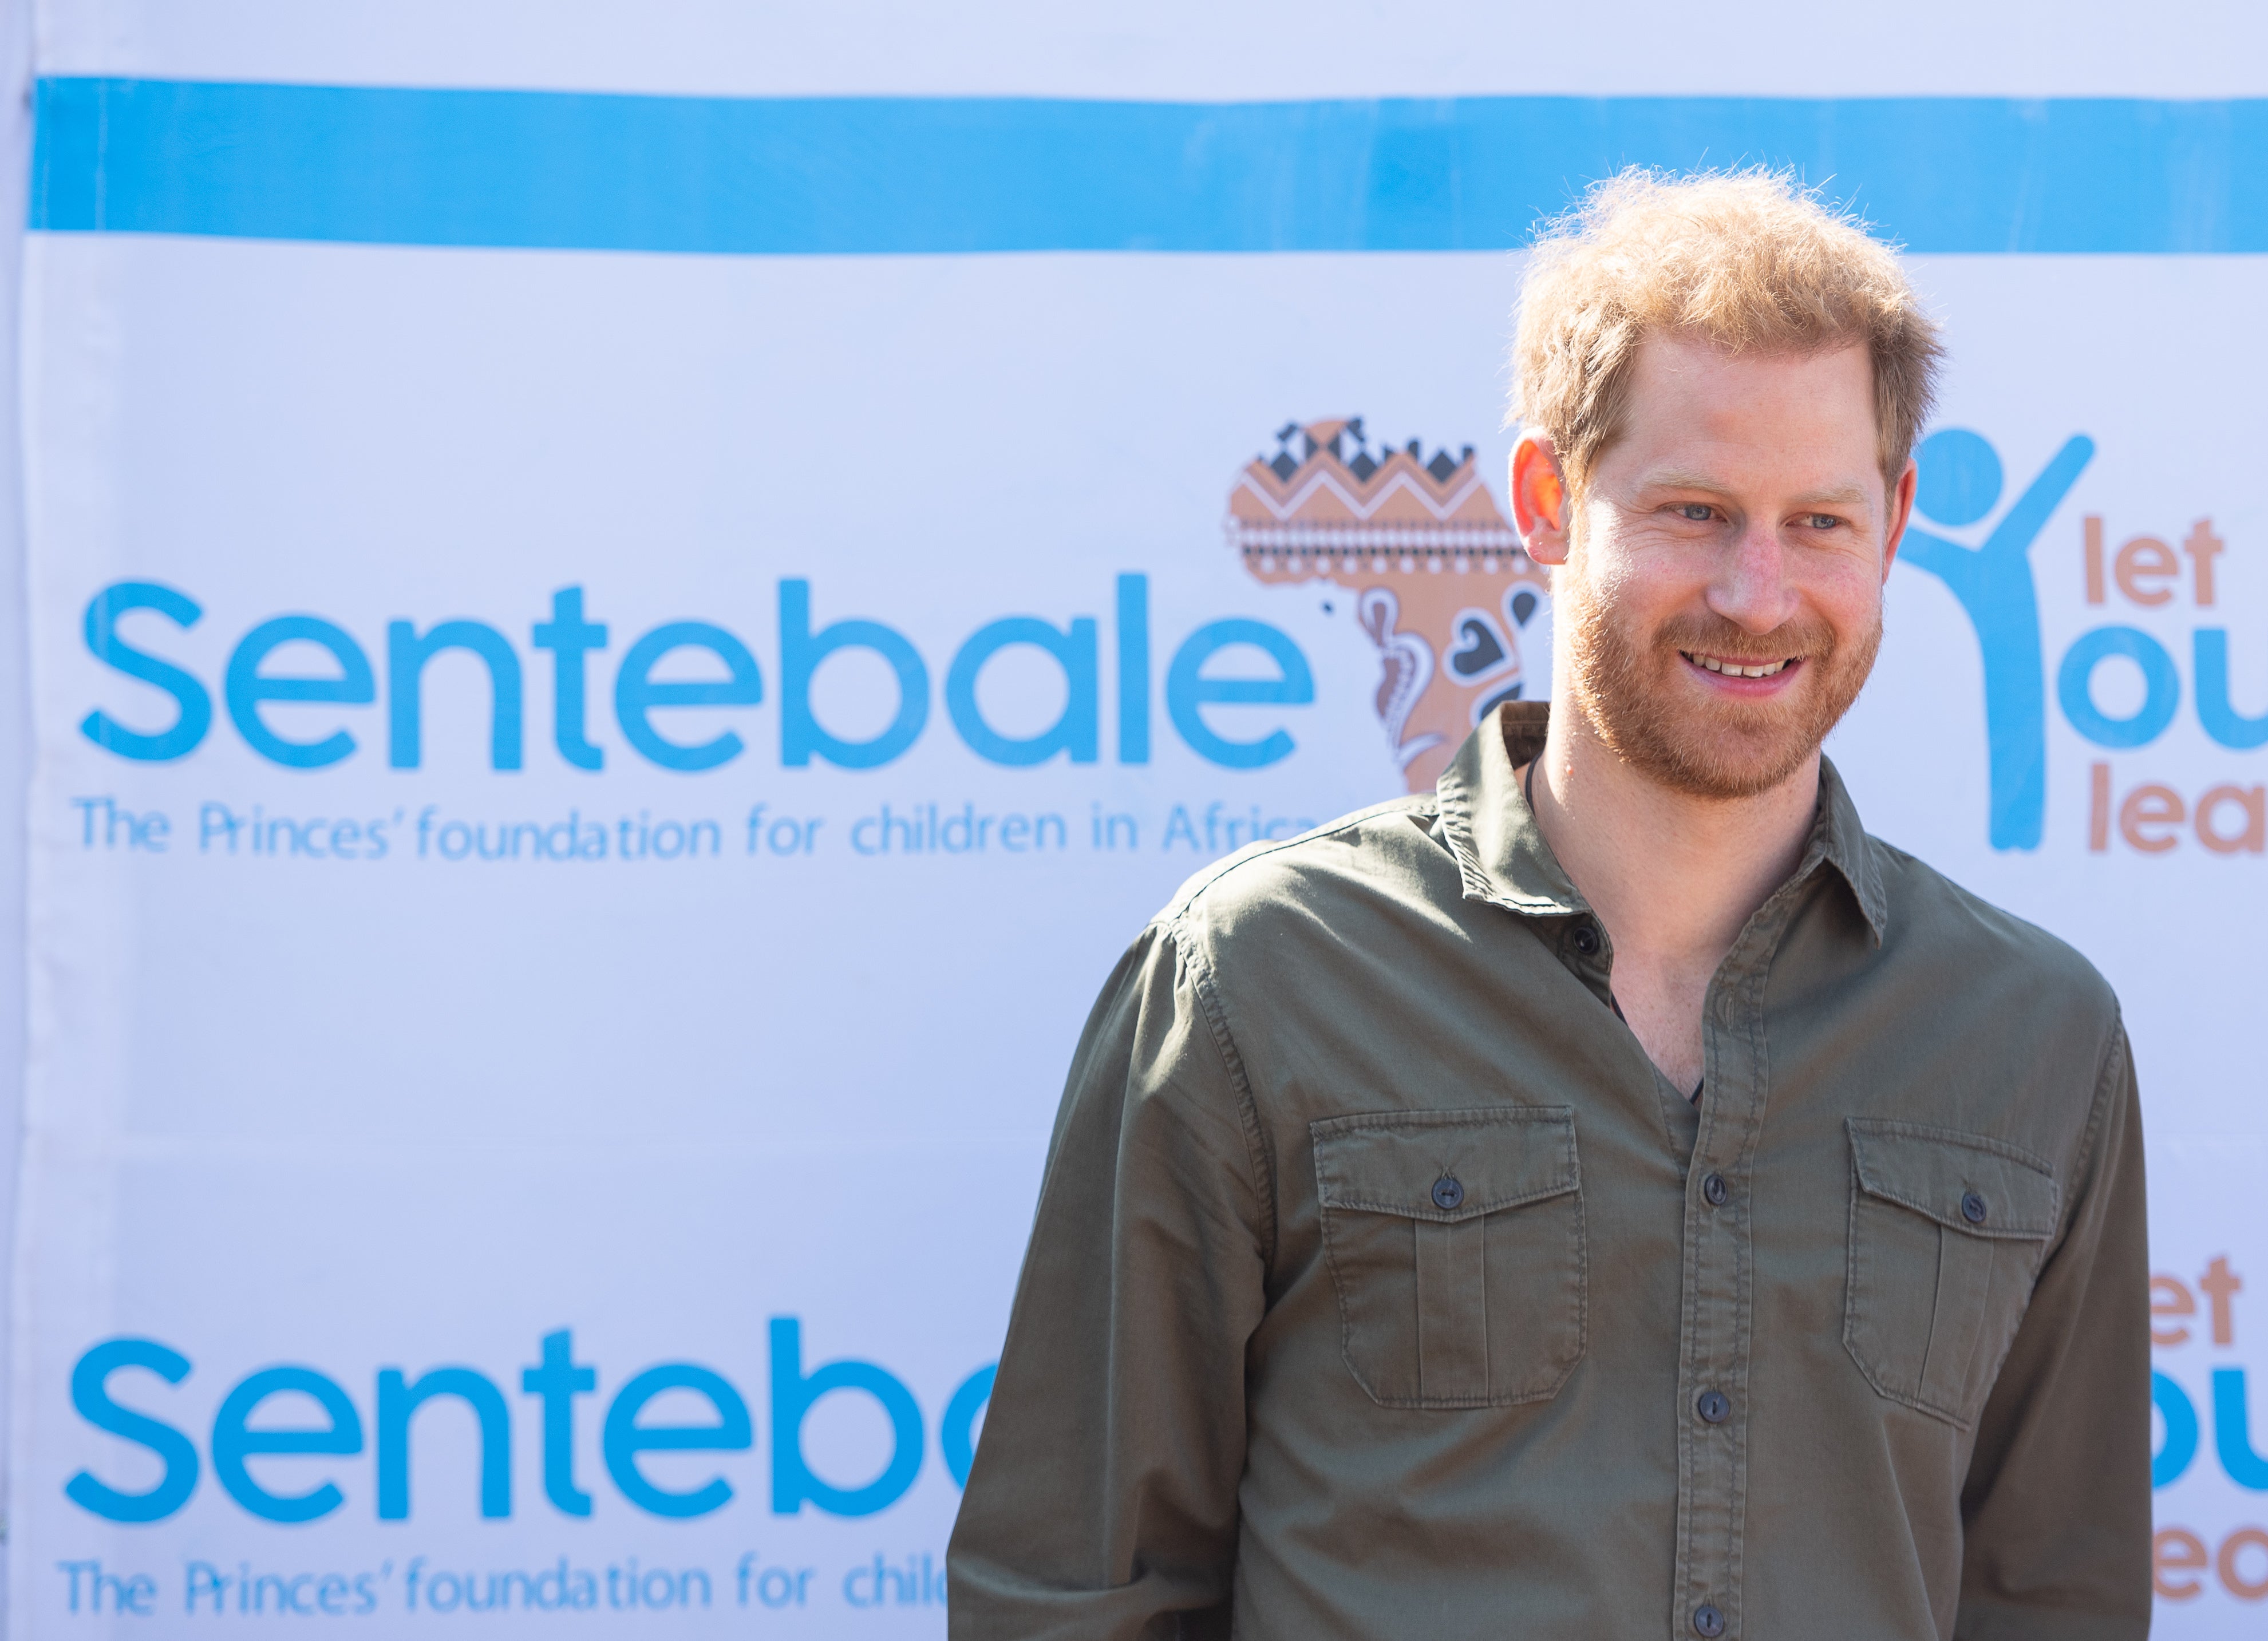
[1670,919,1777,1641]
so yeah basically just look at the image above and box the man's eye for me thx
[1677,503,1713,521]
[1804,513,1842,530]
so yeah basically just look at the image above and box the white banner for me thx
[14,4,2268,1635]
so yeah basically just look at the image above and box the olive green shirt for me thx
[950,703,2151,1641]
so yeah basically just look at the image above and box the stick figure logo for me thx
[1898,427,2095,849]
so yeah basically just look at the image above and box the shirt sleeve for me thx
[1955,1017,2152,1639]
[947,920,1270,1641]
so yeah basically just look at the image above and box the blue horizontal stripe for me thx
[30,77,2268,255]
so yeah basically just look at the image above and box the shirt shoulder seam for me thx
[1163,915,1279,1273]
[2056,1002,2130,1254]
[1160,793,1439,920]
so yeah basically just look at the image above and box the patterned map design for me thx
[1230,417,1552,792]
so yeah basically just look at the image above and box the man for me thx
[950,170,2149,1640]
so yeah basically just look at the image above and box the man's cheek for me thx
[1805,572,1884,634]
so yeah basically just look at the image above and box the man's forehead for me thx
[1601,336,1885,504]
[1635,330,1871,382]
[1621,335,1875,425]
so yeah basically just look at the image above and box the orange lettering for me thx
[2151,1274,2197,1346]
[2118,784,2184,853]
[2184,517,2224,606]
[2196,785,2267,855]
[2202,1255,2243,1346]
[2089,762,2111,852]
[2114,535,2178,606]
[2220,1527,2268,1602]
[2084,515,2105,604]
[2154,1527,2208,1601]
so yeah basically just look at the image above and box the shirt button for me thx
[1431,1175,1465,1211]
[1962,1192,1989,1225]
[1693,1603,1726,1637]
[1696,1389,1730,1424]
[1702,1172,1730,1207]
[1570,922,1601,956]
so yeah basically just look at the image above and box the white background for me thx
[7,2,2268,1635]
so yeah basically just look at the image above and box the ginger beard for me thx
[1556,559,1883,801]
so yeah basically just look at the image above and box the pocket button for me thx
[1431,1175,1464,1211]
[1961,1191,1989,1225]
[1693,1603,1725,1637]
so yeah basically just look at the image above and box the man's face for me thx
[1550,334,1913,800]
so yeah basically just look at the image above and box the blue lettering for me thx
[1165,619,1314,769]
[603,1364,752,1519]
[388,619,524,770]
[67,1330,998,1524]
[2194,629,2268,750]
[65,1338,199,1523]
[614,620,763,772]
[946,616,1098,766]
[377,1366,511,1520]
[780,580,927,768]
[1116,574,1150,764]
[211,1366,362,1524]
[2213,1367,2268,1490]
[521,1328,596,1516]
[1898,430,2093,850]
[940,1363,995,1488]
[769,1318,922,1517]
[531,587,609,770]
[224,615,375,768]
[2154,1370,2199,1488]
[76,579,1330,777]
[2057,626,2180,749]
[80,582,212,762]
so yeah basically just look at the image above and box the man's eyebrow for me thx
[1635,468,1730,493]
[1789,484,1874,510]
[1635,470,1878,513]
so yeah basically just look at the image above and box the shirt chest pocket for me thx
[1311,1106,1585,1410]
[1843,1120,2061,1429]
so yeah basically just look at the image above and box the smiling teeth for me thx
[1689,654,1789,678]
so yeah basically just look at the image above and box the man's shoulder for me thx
[1867,832,2120,1026]
[1152,792,1453,947]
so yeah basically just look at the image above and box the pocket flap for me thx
[1313,1106,1577,1224]
[1847,1120,2060,1239]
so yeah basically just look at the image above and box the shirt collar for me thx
[1433,702,1888,945]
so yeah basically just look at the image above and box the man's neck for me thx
[1525,705,1819,1092]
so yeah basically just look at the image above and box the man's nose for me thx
[1704,521,1801,635]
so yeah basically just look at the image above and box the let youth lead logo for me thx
[1899,428,2257,855]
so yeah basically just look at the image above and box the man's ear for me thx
[1880,455,1918,582]
[1511,434,1571,566]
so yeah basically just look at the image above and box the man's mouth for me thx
[1682,651,1797,679]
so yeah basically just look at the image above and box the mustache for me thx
[1657,614,1838,663]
